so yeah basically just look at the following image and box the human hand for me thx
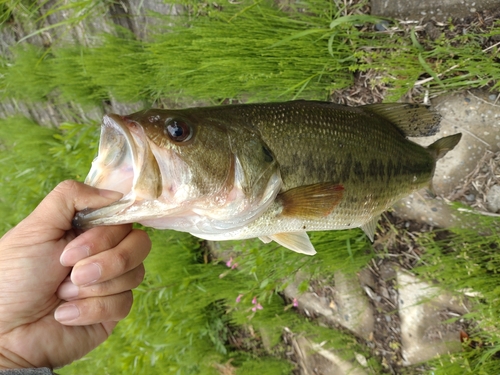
[0,181,151,369]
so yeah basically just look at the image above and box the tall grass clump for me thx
[355,24,500,101]
[0,117,98,232]
[145,0,369,102]
[0,0,381,106]
[2,1,498,106]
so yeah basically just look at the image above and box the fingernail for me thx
[58,281,79,300]
[98,188,123,200]
[72,263,101,286]
[60,246,89,267]
[55,304,80,322]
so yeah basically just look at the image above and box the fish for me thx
[73,100,462,255]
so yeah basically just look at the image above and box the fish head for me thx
[74,108,282,234]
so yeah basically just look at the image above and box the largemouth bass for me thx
[73,100,461,255]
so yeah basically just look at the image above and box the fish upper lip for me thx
[84,114,138,190]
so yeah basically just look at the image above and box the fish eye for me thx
[164,118,192,143]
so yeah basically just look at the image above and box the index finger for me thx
[60,224,133,267]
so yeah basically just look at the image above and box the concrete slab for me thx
[393,90,500,228]
[397,270,469,365]
[284,271,375,341]
[291,335,369,375]
[371,0,498,21]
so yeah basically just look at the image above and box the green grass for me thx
[2,1,498,107]
[53,228,374,374]
[413,213,500,374]
[0,117,98,231]
[1,0,500,374]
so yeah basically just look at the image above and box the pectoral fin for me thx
[278,183,344,219]
[360,215,380,242]
[269,232,316,255]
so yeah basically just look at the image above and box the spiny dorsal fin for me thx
[362,103,441,137]
[360,215,380,242]
[269,232,316,255]
[277,183,344,219]
[427,133,462,160]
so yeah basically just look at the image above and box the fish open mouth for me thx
[85,114,137,194]
[73,114,162,228]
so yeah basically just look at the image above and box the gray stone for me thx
[284,271,374,341]
[486,184,500,213]
[393,90,500,228]
[371,0,498,21]
[397,270,469,365]
[291,335,369,375]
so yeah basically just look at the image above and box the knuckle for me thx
[86,281,109,296]
[134,264,146,286]
[133,229,152,253]
[76,292,134,324]
[92,298,108,317]
[99,230,117,254]
[119,291,134,319]
[54,180,80,195]
[113,248,131,271]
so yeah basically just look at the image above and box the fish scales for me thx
[73,100,461,254]
[187,101,434,224]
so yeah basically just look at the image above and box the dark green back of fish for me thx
[184,101,436,215]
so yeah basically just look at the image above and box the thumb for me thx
[24,180,123,232]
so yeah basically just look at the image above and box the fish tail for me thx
[427,133,462,161]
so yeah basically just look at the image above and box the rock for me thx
[371,0,499,21]
[291,335,369,375]
[284,271,374,341]
[393,90,500,229]
[426,91,500,196]
[486,185,500,213]
[333,271,375,340]
[397,270,469,365]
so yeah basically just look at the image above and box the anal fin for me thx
[360,215,380,242]
[269,232,316,255]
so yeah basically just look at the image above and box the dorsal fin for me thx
[362,103,441,137]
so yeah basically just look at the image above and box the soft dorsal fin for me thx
[360,215,380,242]
[268,232,316,255]
[277,182,344,219]
[362,103,441,137]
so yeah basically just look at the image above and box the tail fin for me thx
[427,133,462,160]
